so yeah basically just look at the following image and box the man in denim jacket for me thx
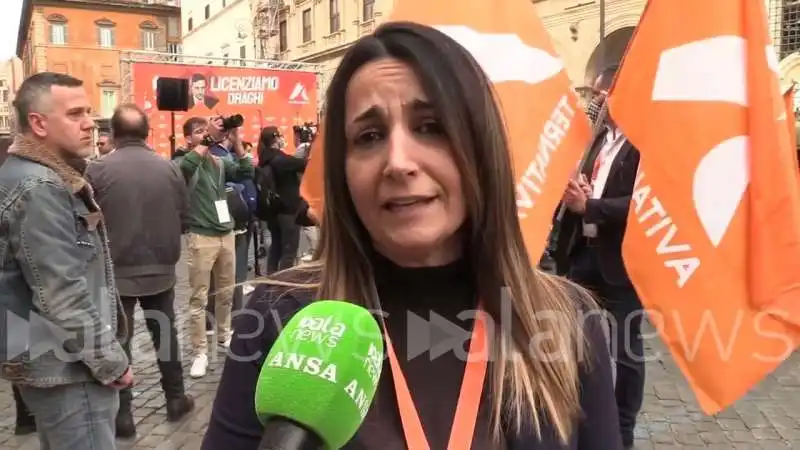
[0,73,132,449]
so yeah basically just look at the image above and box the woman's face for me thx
[344,58,466,266]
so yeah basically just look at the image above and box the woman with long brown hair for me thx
[202,21,623,449]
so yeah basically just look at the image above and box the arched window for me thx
[139,21,159,51]
[95,18,116,48]
[46,14,68,45]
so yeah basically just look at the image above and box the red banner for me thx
[131,62,318,159]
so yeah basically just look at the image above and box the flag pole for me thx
[545,0,609,269]
[600,0,606,54]
[553,0,608,223]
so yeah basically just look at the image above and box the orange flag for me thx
[299,124,325,216]
[390,0,591,261]
[608,0,800,413]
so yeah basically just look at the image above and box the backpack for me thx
[254,164,283,220]
[225,182,252,230]
[238,178,259,214]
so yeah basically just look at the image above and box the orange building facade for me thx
[17,0,182,122]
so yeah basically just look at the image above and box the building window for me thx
[142,31,156,50]
[279,20,287,52]
[770,1,800,59]
[221,43,230,65]
[140,21,159,51]
[97,26,114,47]
[95,19,116,48]
[188,17,193,31]
[363,0,375,21]
[0,116,9,130]
[302,9,312,43]
[330,0,340,33]
[47,14,68,45]
[239,45,246,66]
[167,16,180,38]
[101,89,118,118]
[205,4,210,19]
[51,23,66,44]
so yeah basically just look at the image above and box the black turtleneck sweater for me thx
[201,256,622,450]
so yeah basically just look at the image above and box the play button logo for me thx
[2,309,81,363]
[406,310,473,360]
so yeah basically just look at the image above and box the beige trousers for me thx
[186,232,235,356]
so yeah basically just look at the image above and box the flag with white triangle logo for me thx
[390,0,592,262]
[608,0,800,414]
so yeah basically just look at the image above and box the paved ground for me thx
[1,240,800,448]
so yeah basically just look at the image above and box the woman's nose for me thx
[383,128,420,178]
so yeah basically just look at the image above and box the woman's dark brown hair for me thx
[257,126,281,163]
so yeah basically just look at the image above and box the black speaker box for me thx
[156,77,190,112]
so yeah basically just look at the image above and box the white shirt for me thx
[591,127,626,198]
[583,127,627,237]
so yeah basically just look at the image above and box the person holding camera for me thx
[255,126,309,273]
[176,116,254,378]
[206,118,258,327]
[293,122,316,160]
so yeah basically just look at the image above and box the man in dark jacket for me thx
[86,104,195,438]
[554,65,643,449]
[258,126,309,273]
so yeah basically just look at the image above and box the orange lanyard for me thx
[383,309,489,450]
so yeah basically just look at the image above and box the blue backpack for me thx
[225,182,252,230]
[213,146,258,221]
[238,178,258,213]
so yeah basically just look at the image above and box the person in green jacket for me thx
[176,116,254,378]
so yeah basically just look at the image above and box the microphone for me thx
[255,300,385,450]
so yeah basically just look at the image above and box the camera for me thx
[293,122,317,144]
[221,114,244,131]
[200,114,245,146]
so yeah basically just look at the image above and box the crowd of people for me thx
[0,21,643,450]
[0,72,318,446]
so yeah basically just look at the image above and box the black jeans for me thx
[568,246,645,442]
[119,288,185,410]
[266,213,300,274]
[233,227,252,309]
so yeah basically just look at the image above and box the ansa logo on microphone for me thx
[292,315,347,348]
[362,342,381,386]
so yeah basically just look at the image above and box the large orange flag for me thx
[299,125,325,216]
[389,0,591,261]
[608,0,800,413]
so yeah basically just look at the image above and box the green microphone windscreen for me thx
[255,300,384,449]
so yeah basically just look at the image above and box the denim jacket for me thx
[0,135,129,387]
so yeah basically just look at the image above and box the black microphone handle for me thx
[258,418,323,450]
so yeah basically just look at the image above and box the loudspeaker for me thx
[156,77,190,112]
